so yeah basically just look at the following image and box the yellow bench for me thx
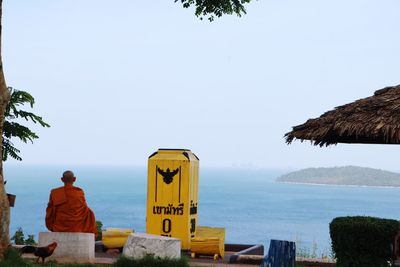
[191,226,225,260]
[102,228,134,249]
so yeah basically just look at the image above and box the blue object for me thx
[261,239,296,267]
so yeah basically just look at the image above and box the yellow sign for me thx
[146,149,199,250]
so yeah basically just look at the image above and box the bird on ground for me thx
[20,241,58,264]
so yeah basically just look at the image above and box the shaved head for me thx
[61,170,76,185]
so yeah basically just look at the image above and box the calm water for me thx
[5,165,400,254]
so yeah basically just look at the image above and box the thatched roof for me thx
[285,85,400,146]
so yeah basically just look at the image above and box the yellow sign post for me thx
[146,149,199,250]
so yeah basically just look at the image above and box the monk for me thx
[45,170,97,238]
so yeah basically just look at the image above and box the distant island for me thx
[276,166,400,187]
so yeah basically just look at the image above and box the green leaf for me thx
[3,87,50,161]
[175,0,252,21]
[3,139,22,161]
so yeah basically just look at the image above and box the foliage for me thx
[96,221,103,241]
[3,87,50,161]
[330,216,400,267]
[296,243,311,258]
[24,235,36,246]
[311,240,317,259]
[114,254,189,267]
[175,0,252,21]
[0,247,100,266]
[0,251,186,267]
[10,227,24,245]
[38,263,98,267]
[294,236,318,259]
[10,227,36,245]
[0,247,30,267]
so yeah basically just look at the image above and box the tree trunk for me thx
[0,0,11,260]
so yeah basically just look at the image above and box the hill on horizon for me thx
[276,166,400,187]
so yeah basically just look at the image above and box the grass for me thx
[0,247,30,267]
[0,248,190,267]
[30,264,103,267]
[114,255,189,267]
[1,248,331,267]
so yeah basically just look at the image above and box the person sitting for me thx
[45,170,97,238]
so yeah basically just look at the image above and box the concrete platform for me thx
[123,233,181,259]
[39,232,95,263]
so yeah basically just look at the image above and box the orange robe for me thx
[45,185,97,238]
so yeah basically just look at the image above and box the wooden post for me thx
[262,239,296,267]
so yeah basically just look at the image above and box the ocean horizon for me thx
[5,164,400,256]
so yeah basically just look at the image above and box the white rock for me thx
[123,233,181,259]
[39,232,95,263]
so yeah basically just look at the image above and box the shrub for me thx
[24,235,36,246]
[96,221,103,241]
[44,263,97,267]
[0,247,30,267]
[10,227,24,245]
[0,247,97,267]
[10,228,36,245]
[330,216,400,267]
[114,254,189,267]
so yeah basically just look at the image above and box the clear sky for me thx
[2,0,400,170]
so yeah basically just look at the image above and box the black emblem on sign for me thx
[157,167,179,184]
[190,201,198,215]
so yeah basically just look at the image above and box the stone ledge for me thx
[39,232,95,263]
[123,233,181,259]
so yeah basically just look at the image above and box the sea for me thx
[5,165,400,256]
